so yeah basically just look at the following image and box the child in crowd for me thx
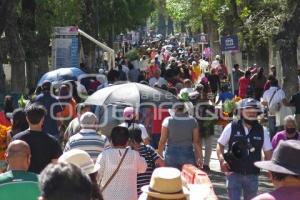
[128,127,165,196]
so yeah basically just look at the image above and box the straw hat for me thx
[58,149,99,175]
[141,167,189,199]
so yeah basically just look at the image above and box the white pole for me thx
[78,29,115,70]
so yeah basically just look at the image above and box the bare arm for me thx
[144,109,153,135]
[192,127,203,168]
[216,143,230,172]
[158,126,168,158]
[143,138,151,146]
[263,150,272,161]
[282,98,291,107]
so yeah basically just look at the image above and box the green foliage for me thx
[165,0,192,22]
[125,48,139,61]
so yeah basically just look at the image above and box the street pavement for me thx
[206,125,273,200]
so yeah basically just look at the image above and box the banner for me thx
[221,35,239,52]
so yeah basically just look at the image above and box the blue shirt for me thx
[219,92,234,103]
[34,92,63,136]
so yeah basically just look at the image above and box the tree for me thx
[0,0,15,35]
[5,0,26,93]
[274,1,300,97]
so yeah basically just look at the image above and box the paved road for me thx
[206,125,273,200]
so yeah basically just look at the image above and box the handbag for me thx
[101,147,129,191]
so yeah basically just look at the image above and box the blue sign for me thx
[70,36,79,68]
[52,26,79,69]
[221,35,239,52]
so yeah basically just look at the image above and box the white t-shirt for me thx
[262,87,288,126]
[149,77,168,87]
[119,122,149,140]
[211,60,220,69]
[199,59,209,73]
[97,148,147,200]
[179,88,194,94]
[218,122,272,151]
[262,87,286,113]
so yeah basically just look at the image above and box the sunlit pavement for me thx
[206,125,273,200]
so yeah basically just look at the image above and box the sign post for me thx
[221,35,239,94]
[52,26,79,69]
[199,33,208,58]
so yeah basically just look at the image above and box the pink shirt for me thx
[271,130,300,149]
[252,187,300,200]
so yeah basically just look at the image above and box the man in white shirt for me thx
[217,98,272,200]
[211,55,221,69]
[149,68,167,87]
[262,78,288,139]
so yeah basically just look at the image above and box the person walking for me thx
[0,95,13,127]
[262,78,288,139]
[253,140,300,200]
[63,103,91,143]
[13,103,62,174]
[195,84,216,171]
[271,115,300,149]
[128,127,165,196]
[239,70,251,99]
[34,81,63,138]
[158,102,203,170]
[96,126,147,200]
[250,67,267,100]
[216,98,273,200]
[39,162,92,200]
[232,64,244,96]
[58,149,104,200]
[64,112,109,162]
[120,107,150,145]
[0,140,40,200]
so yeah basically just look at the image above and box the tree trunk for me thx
[20,0,37,90]
[157,13,166,38]
[81,0,96,70]
[277,38,298,98]
[0,0,15,35]
[0,62,5,94]
[254,43,269,70]
[6,22,26,93]
[0,38,8,94]
[167,17,174,35]
[274,1,300,98]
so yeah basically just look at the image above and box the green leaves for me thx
[165,0,191,22]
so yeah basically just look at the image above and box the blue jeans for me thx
[226,173,258,200]
[150,134,161,149]
[165,145,195,170]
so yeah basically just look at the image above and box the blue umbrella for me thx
[37,67,86,86]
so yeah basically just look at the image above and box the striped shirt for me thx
[64,129,110,162]
[137,144,159,196]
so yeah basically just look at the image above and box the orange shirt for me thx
[57,98,77,120]
[0,125,9,160]
[0,112,11,127]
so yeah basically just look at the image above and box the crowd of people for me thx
[0,36,300,200]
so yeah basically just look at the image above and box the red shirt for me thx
[0,112,11,127]
[151,108,169,134]
[147,65,159,79]
[239,77,250,98]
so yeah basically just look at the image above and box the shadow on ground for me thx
[207,170,273,200]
